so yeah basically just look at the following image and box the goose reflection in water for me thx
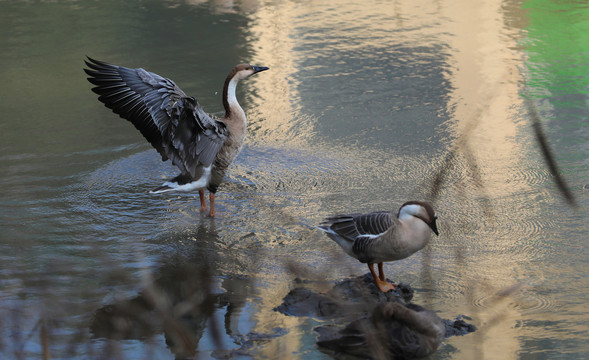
[318,302,446,359]
[89,225,254,358]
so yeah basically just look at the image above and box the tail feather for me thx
[317,225,356,259]
[149,184,174,193]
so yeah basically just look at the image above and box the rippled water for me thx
[1,0,588,359]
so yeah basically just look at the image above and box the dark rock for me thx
[274,274,414,322]
[273,287,337,318]
[327,273,414,304]
[443,316,478,337]
[274,274,476,359]
[212,328,289,359]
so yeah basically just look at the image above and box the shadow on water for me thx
[87,222,294,360]
[89,225,222,359]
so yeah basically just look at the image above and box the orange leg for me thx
[198,189,207,212]
[208,192,216,217]
[368,263,396,293]
[378,262,386,281]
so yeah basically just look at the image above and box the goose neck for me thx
[222,75,245,120]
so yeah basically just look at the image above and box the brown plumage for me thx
[319,201,439,292]
[84,57,269,216]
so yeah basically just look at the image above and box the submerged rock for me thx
[211,328,289,359]
[443,316,478,337]
[274,274,476,359]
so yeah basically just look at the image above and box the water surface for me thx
[1,0,587,359]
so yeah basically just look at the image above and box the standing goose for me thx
[84,57,269,217]
[318,201,439,292]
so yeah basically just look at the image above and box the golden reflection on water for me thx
[241,0,552,358]
[245,0,299,145]
[441,0,528,195]
[429,0,528,358]
[244,0,451,146]
[441,0,560,357]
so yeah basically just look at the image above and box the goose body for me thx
[84,57,269,216]
[319,201,439,292]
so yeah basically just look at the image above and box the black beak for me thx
[430,219,439,236]
[252,65,269,74]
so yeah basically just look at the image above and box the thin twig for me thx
[524,96,577,207]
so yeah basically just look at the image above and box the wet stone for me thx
[275,273,413,320]
[274,274,476,359]
[443,316,478,337]
[211,328,289,359]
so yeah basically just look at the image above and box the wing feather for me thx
[354,211,394,235]
[322,211,395,239]
[84,57,228,177]
[322,211,396,263]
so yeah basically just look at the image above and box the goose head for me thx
[398,201,439,236]
[229,63,269,81]
[222,64,269,118]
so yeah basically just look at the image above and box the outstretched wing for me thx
[84,57,228,177]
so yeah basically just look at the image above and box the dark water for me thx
[1,0,587,359]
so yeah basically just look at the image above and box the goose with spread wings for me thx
[84,57,269,217]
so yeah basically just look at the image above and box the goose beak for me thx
[430,219,439,236]
[252,65,269,74]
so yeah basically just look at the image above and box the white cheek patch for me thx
[398,204,422,220]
